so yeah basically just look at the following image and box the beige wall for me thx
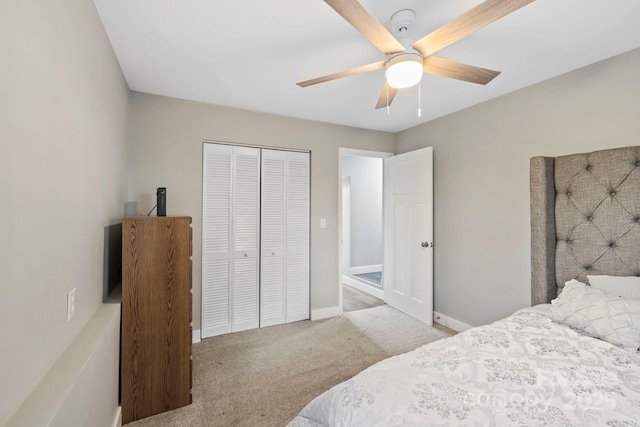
[0,0,129,423]
[126,92,395,332]
[342,155,384,268]
[397,48,640,327]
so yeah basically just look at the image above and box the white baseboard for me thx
[343,276,384,300]
[112,406,122,427]
[350,264,382,275]
[311,306,342,321]
[433,311,473,333]
[192,328,201,344]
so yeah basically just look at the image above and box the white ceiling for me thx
[93,0,640,133]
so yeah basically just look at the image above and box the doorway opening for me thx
[339,148,393,313]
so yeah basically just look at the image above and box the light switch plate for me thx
[320,218,326,229]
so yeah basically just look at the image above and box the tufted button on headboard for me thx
[530,146,640,305]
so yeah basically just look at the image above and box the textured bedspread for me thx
[288,307,640,426]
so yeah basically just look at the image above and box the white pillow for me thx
[550,279,640,352]
[588,275,640,300]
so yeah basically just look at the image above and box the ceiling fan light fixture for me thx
[385,52,423,89]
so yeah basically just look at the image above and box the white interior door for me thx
[260,149,286,327]
[383,147,433,325]
[202,144,260,338]
[231,146,261,332]
[204,144,308,337]
[260,149,310,326]
[285,151,310,323]
[202,143,232,338]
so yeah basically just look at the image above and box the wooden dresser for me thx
[121,216,192,424]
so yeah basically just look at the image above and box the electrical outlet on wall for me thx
[67,288,76,322]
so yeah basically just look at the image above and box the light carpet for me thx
[125,305,454,427]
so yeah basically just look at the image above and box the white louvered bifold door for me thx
[204,144,307,338]
[261,150,309,326]
[260,150,286,327]
[285,151,310,323]
[202,144,260,338]
[202,144,232,338]
[231,146,261,332]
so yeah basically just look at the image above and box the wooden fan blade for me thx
[375,82,398,109]
[297,61,385,87]
[423,56,501,85]
[413,0,535,57]
[325,0,406,55]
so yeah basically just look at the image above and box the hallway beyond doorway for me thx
[342,284,384,313]
[353,271,382,288]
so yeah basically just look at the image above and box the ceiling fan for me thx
[297,0,535,109]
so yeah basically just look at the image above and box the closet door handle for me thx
[421,242,429,248]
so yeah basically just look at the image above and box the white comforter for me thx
[288,306,640,426]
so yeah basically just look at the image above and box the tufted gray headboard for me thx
[530,146,640,305]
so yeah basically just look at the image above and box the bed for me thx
[289,146,640,426]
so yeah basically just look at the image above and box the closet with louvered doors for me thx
[260,149,310,327]
[201,143,309,339]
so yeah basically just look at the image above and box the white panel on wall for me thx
[286,152,310,323]
[261,150,286,327]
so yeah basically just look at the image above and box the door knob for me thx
[421,242,429,248]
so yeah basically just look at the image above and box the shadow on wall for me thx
[103,223,122,302]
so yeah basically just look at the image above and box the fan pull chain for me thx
[386,83,390,115]
[418,80,422,117]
